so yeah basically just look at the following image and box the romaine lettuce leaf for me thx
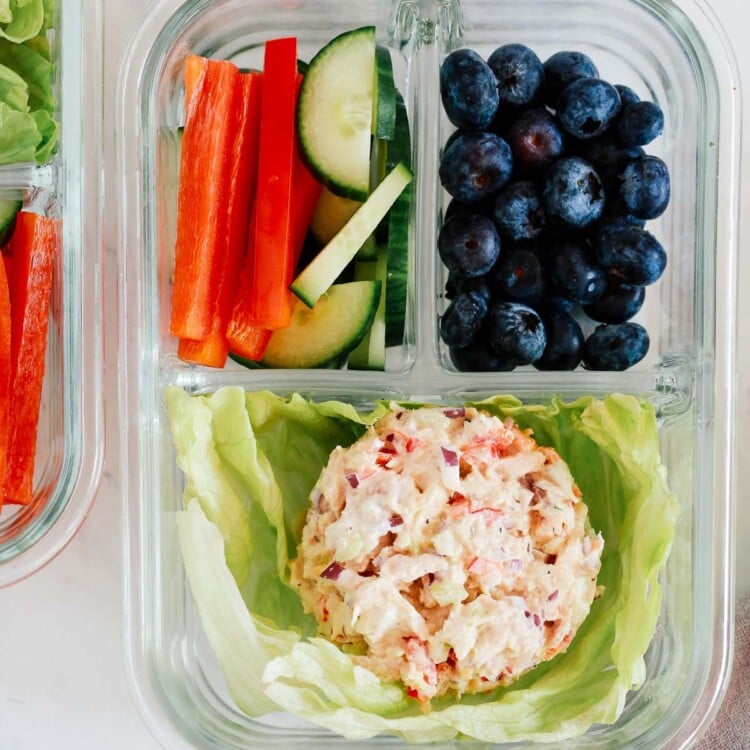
[168,386,678,743]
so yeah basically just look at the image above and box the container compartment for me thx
[0,0,103,587]
[117,0,738,747]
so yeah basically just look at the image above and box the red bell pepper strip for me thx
[290,103,324,266]
[179,71,263,367]
[184,53,205,105]
[0,253,10,510]
[169,57,240,341]
[225,210,273,360]
[228,64,323,347]
[242,37,298,330]
[3,212,57,506]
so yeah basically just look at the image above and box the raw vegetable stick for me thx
[243,36,298,330]
[3,212,57,506]
[0,255,10,510]
[290,113,324,266]
[226,212,273,360]
[227,64,322,356]
[179,71,263,367]
[169,57,240,341]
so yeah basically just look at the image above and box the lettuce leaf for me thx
[0,99,38,163]
[168,387,678,743]
[0,35,53,112]
[0,0,43,44]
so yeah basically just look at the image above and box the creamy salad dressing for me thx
[291,405,603,702]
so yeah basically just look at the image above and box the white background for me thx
[1,1,748,748]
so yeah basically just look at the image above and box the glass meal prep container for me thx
[0,0,103,588]
[116,0,739,747]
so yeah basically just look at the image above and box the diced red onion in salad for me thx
[345,473,359,489]
[507,558,523,571]
[441,447,459,466]
[548,589,559,601]
[320,562,344,580]
[443,407,466,419]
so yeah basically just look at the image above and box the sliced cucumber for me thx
[0,199,21,246]
[373,45,396,140]
[309,187,362,246]
[385,95,412,347]
[291,162,413,308]
[387,91,412,171]
[356,136,388,262]
[349,251,387,370]
[259,280,381,369]
[386,183,410,347]
[297,26,375,201]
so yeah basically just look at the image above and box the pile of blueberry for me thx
[438,44,670,371]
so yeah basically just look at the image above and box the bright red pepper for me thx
[241,37,298,330]
[169,56,241,341]
[228,63,322,349]
[0,253,10,510]
[290,91,324,264]
[179,71,263,367]
[3,212,57,506]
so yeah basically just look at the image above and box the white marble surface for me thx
[0,1,748,748]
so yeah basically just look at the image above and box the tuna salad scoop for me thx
[290,404,604,702]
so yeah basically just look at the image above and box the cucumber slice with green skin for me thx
[257,280,381,369]
[349,251,387,370]
[385,182,410,347]
[373,45,396,140]
[291,162,413,308]
[356,137,388,262]
[387,92,412,170]
[385,95,412,347]
[0,199,21,246]
[297,26,375,201]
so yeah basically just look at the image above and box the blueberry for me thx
[440,49,499,130]
[593,225,667,285]
[617,101,664,146]
[614,84,640,108]
[443,128,467,155]
[443,195,494,224]
[582,136,644,190]
[449,337,517,372]
[439,131,514,204]
[542,51,599,107]
[492,181,546,241]
[505,108,565,174]
[583,277,645,323]
[596,195,646,230]
[438,212,501,278]
[582,322,649,370]
[534,309,584,370]
[440,292,489,348]
[445,272,493,303]
[557,78,621,139]
[491,246,546,304]
[487,44,544,109]
[486,301,546,365]
[540,295,575,313]
[620,155,670,220]
[547,238,607,304]
[543,156,605,228]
